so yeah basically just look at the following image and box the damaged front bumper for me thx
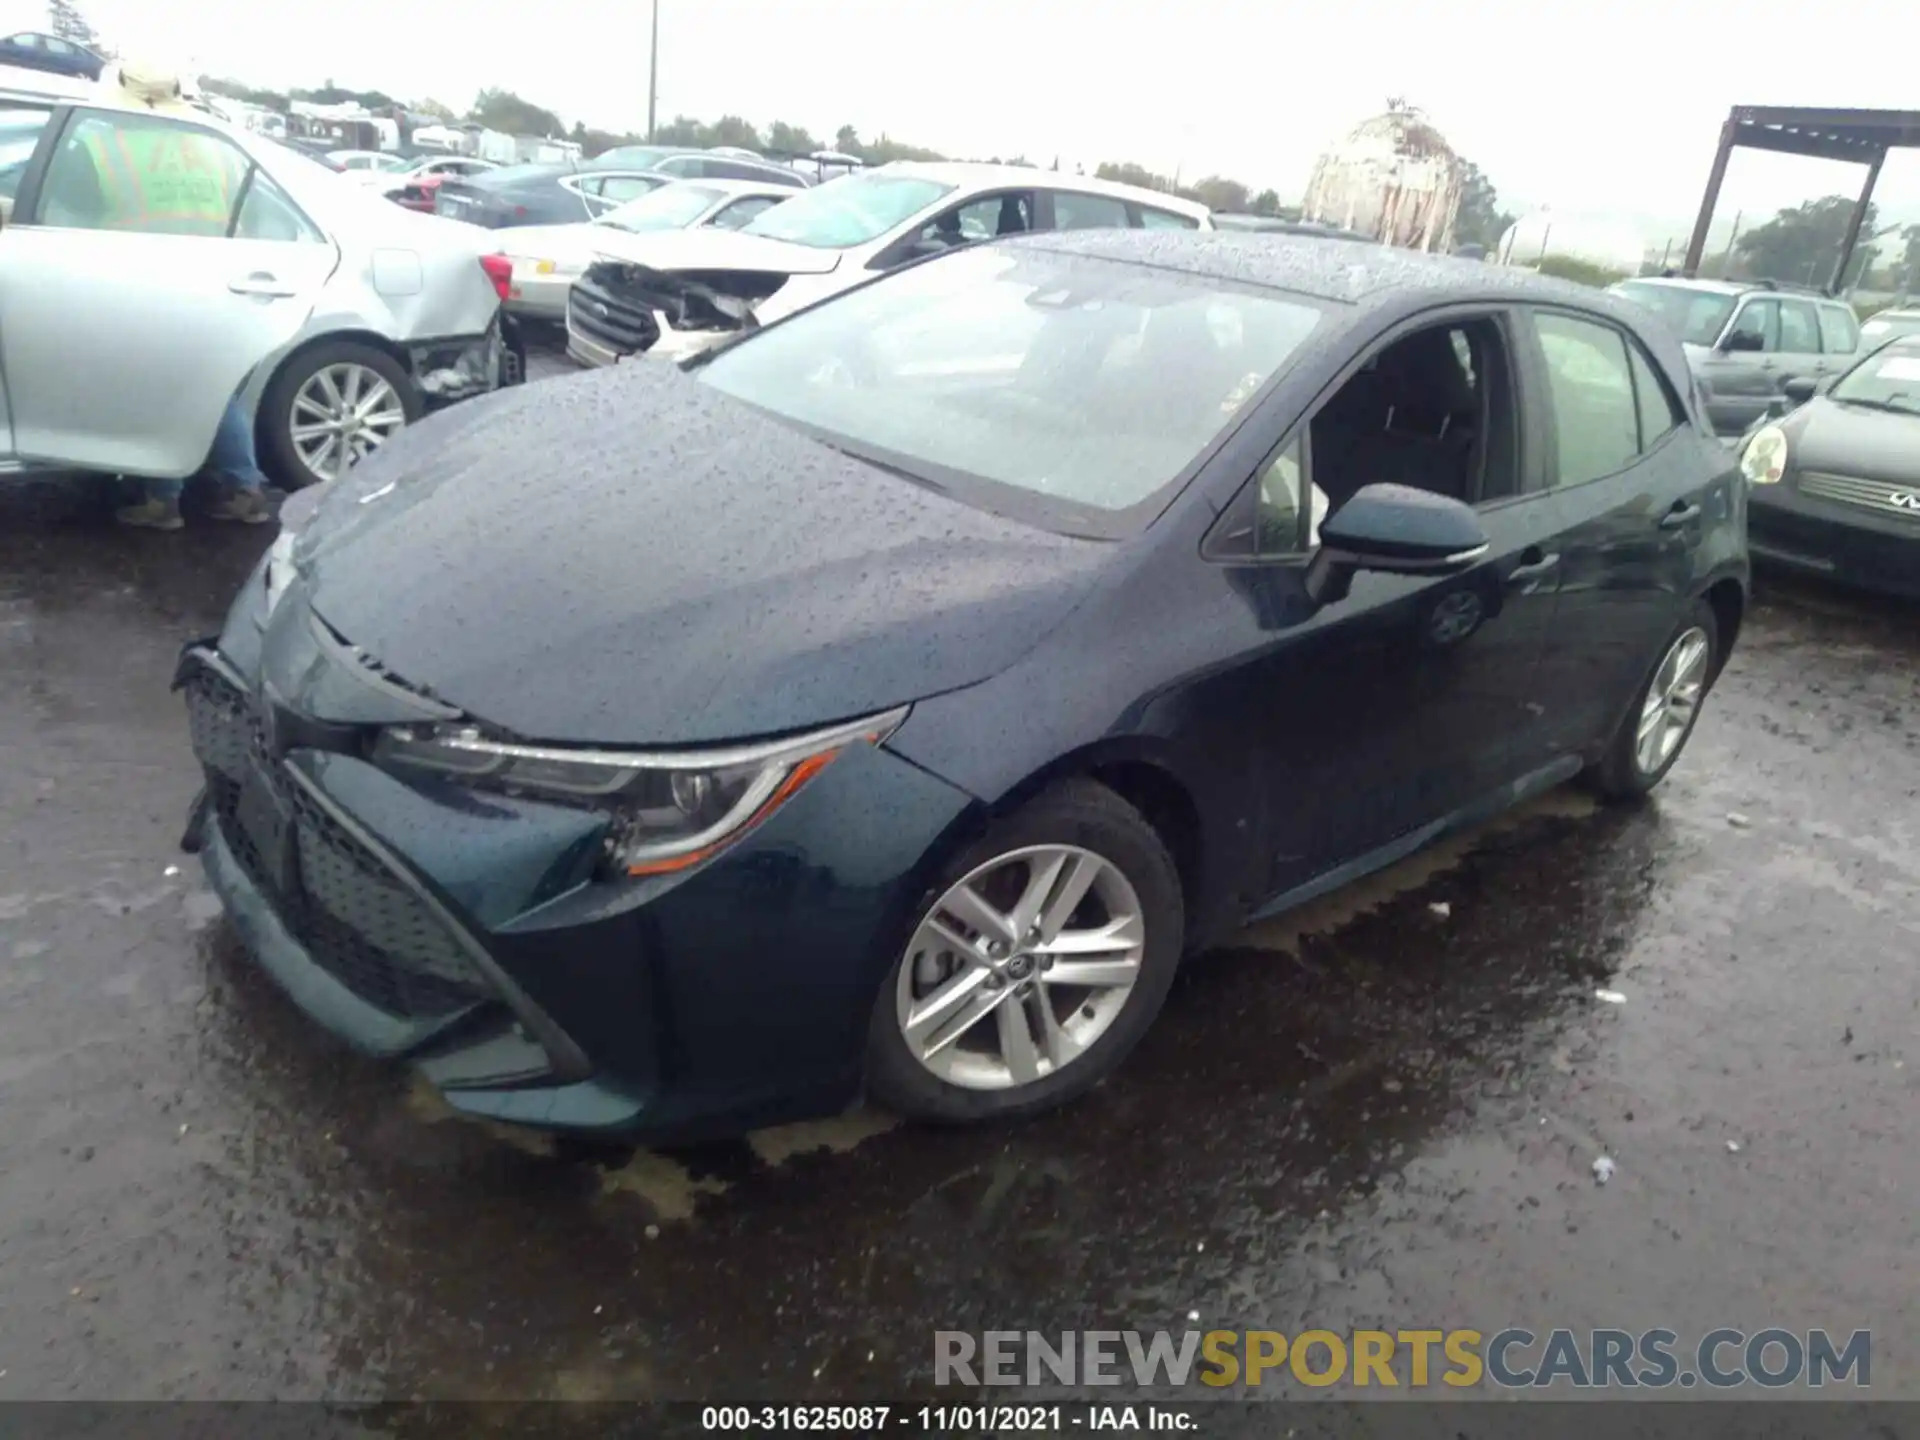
[410,313,526,403]
[564,261,784,369]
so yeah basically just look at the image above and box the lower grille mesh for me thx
[185,668,491,1020]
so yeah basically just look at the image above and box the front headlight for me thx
[1740,423,1788,485]
[371,705,909,876]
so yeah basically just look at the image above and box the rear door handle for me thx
[1659,502,1703,530]
[228,272,297,298]
[1507,549,1560,585]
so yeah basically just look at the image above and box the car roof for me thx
[872,161,1213,220]
[1004,226,1669,309]
[1620,275,1855,306]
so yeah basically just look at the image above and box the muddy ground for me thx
[0,458,1914,1405]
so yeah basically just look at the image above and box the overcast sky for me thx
[74,0,1920,241]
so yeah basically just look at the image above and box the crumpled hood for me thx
[296,363,1114,746]
[1784,398,1920,484]
[578,226,844,277]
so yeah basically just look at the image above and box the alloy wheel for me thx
[1635,625,1711,776]
[895,845,1146,1092]
[289,362,408,482]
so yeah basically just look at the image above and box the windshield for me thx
[742,173,954,249]
[1613,280,1737,348]
[596,183,723,232]
[1829,338,1920,415]
[696,246,1324,534]
[1860,312,1920,345]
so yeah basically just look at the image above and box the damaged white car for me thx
[0,66,520,489]
[565,162,1213,368]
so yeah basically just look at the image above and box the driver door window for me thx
[1725,299,1779,353]
[34,111,248,237]
[914,191,1033,249]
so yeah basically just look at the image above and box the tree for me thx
[1899,224,1920,296]
[1188,175,1249,213]
[45,0,103,52]
[1454,159,1514,254]
[1736,196,1877,287]
[1249,188,1282,216]
[415,97,458,122]
[766,120,818,157]
[468,86,565,138]
[294,81,398,110]
[201,76,288,111]
[707,114,762,150]
[834,124,860,155]
[1094,161,1175,193]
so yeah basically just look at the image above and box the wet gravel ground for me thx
[0,420,1915,1404]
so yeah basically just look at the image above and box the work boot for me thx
[207,489,272,525]
[114,497,184,531]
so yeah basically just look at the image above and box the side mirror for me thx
[1719,330,1765,354]
[1780,375,1820,406]
[1303,484,1490,606]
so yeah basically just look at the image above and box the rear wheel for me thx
[1590,600,1719,801]
[865,780,1184,1125]
[262,340,422,489]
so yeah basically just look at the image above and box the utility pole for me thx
[646,0,659,142]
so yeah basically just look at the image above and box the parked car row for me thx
[0,63,521,489]
[181,214,1755,1142]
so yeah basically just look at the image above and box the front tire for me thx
[262,340,422,489]
[1590,600,1719,801]
[866,779,1185,1125]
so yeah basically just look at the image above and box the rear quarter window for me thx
[1136,205,1200,230]
[1817,304,1859,355]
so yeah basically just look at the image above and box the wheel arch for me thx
[251,328,417,461]
[962,738,1214,950]
[1702,574,1745,680]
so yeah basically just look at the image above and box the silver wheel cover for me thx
[289,362,408,482]
[895,844,1146,1092]
[1635,625,1711,776]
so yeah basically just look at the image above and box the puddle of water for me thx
[746,1108,902,1168]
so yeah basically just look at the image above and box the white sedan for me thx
[485,178,795,322]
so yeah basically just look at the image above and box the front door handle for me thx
[228,272,297,298]
[1507,549,1560,586]
[1659,502,1703,530]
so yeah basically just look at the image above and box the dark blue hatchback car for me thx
[178,231,1748,1140]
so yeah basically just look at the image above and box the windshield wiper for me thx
[1831,393,1919,416]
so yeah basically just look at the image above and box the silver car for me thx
[0,69,515,488]
[1609,277,1862,438]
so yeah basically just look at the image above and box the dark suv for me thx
[1609,277,1862,437]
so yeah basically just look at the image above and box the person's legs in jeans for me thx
[204,395,271,524]
[114,395,271,530]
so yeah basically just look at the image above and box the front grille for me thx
[569,276,660,356]
[1798,471,1920,524]
[184,666,491,1021]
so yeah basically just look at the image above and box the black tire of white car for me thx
[260,340,424,490]
[1590,600,1720,802]
[865,779,1185,1126]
